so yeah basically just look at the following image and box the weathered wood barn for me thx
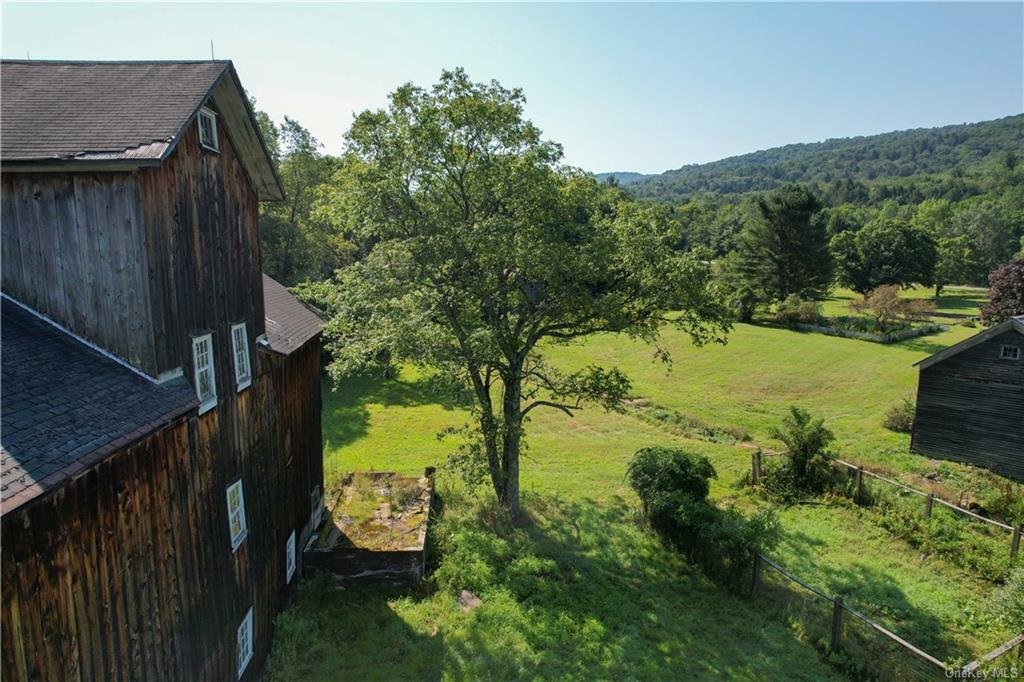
[911,316,1024,482]
[1,60,325,680]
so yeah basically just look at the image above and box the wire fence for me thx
[752,552,1023,681]
[749,448,1022,561]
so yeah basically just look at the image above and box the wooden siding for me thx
[2,111,323,680]
[137,117,265,381]
[1,107,264,382]
[1,337,324,681]
[1,173,158,374]
[912,330,1024,482]
[264,338,325,556]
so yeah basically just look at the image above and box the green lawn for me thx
[272,298,1016,679]
[821,285,988,319]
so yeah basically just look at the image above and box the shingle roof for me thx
[263,275,323,355]
[1,296,197,515]
[1,60,230,161]
[0,59,285,200]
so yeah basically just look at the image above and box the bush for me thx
[773,295,823,326]
[882,397,915,433]
[627,447,779,592]
[770,406,835,492]
[626,447,716,508]
[991,567,1024,632]
[849,284,935,332]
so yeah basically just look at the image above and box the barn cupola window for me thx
[1001,344,1021,360]
[192,334,218,414]
[231,322,252,391]
[226,479,248,552]
[198,106,219,152]
[236,607,253,678]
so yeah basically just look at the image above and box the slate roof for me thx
[262,274,323,355]
[1,60,230,161]
[1,296,197,514]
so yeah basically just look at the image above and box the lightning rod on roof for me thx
[210,40,215,61]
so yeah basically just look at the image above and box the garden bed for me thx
[304,469,434,584]
[792,321,947,344]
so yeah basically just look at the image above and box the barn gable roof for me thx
[261,275,323,355]
[0,59,284,200]
[914,316,1024,370]
[0,296,197,515]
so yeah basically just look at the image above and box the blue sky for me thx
[3,2,1022,173]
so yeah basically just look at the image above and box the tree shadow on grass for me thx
[268,573,445,682]
[892,335,953,357]
[442,493,840,680]
[773,526,962,668]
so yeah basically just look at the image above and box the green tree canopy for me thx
[830,218,937,294]
[254,114,350,285]
[316,69,731,516]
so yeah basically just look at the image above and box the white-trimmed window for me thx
[310,485,323,530]
[236,607,253,678]
[226,480,248,552]
[231,322,252,391]
[198,107,219,152]
[1001,345,1021,360]
[285,530,296,584]
[192,334,217,414]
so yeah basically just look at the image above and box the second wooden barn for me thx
[911,316,1024,482]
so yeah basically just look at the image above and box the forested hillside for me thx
[617,115,1024,202]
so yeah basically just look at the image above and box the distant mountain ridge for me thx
[599,114,1024,203]
[593,171,651,186]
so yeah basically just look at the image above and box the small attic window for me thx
[1001,345,1021,360]
[198,107,219,152]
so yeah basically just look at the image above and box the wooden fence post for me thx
[830,596,844,653]
[751,552,762,596]
[854,467,863,504]
[752,449,762,486]
[1012,526,1021,560]
[924,494,934,519]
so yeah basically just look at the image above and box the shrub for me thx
[991,567,1024,632]
[626,447,716,508]
[773,294,823,326]
[770,406,835,491]
[882,397,915,433]
[982,482,1024,526]
[627,447,779,592]
[849,284,935,332]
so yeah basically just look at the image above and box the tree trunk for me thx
[499,369,524,518]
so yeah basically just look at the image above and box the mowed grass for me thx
[545,317,977,473]
[821,285,988,319]
[272,288,1012,679]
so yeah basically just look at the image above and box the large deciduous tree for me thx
[830,218,937,294]
[318,69,731,516]
[737,184,832,301]
[933,235,980,297]
[254,114,350,285]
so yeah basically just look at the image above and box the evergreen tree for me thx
[737,184,832,301]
